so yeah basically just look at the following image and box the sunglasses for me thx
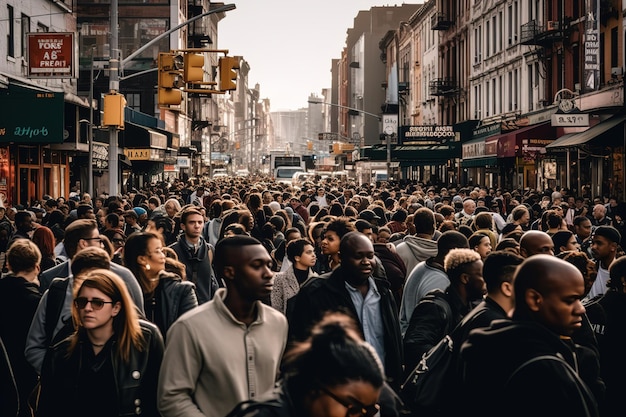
[74,297,114,310]
[319,386,380,417]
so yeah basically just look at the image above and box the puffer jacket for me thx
[37,320,164,417]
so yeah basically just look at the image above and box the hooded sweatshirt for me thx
[395,235,438,277]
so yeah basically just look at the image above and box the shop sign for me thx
[551,113,589,127]
[462,140,485,159]
[401,125,456,145]
[92,144,109,169]
[583,0,600,91]
[176,157,191,168]
[0,90,64,143]
[124,149,150,160]
[28,33,74,78]
[522,138,554,162]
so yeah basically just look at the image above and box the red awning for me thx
[495,122,556,158]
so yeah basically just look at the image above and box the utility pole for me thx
[108,0,120,195]
[101,3,236,195]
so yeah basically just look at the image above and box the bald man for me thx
[460,255,602,417]
[519,230,555,258]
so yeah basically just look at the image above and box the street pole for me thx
[88,48,95,198]
[108,0,119,196]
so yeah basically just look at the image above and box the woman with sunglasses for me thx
[36,269,164,417]
[227,312,385,417]
[123,232,198,339]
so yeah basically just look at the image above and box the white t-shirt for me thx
[585,263,609,301]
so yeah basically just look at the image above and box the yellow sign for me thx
[124,148,150,160]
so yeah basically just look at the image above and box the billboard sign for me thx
[28,32,74,78]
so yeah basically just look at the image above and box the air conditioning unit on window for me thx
[547,21,560,31]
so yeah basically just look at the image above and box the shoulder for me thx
[260,303,288,326]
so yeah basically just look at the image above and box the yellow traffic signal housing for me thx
[158,52,183,106]
[183,53,204,83]
[219,56,239,91]
[102,93,126,128]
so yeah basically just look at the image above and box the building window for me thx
[37,23,48,32]
[485,81,490,117]
[7,5,15,57]
[486,21,490,57]
[21,14,30,58]
[125,93,141,111]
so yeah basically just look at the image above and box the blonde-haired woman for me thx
[36,269,164,417]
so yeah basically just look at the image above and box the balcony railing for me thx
[520,19,564,46]
[429,78,459,97]
[431,12,453,31]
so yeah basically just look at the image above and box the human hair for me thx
[76,204,93,218]
[269,215,286,233]
[164,198,182,215]
[14,211,32,228]
[246,192,263,212]
[70,246,111,277]
[213,235,262,279]
[99,235,115,259]
[284,227,301,241]
[165,257,187,280]
[149,215,175,245]
[281,315,384,405]
[545,210,562,229]
[224,222,248,236]
[180,207,204,225]
[286,238,313,264]
[328,202,345,217]
[308,221,326,243]
[562,251,593,282]
[324,216,355,240]
[32,226,56,259]
[439,205,455,218]
[551,230,574,255]
[64,219,98,259]
[69,269,143,363]
[573,215,590,227]
[105,213,121,228]
[413,207,436,235]
[7,239,41,274]
[482,251,523,292]
[469,232,489,251]
[496,238,520,253]
[123,232,161,294]
[609,255,626,292]
[473,212,494,230]
[511,205,529,222]
[354,219,373,233]
[437,230,469,257]
[148,196,161,207]
[444,248,481,280]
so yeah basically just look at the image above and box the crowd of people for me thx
[0,174,625,417]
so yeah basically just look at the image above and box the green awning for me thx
[461,157,498,167]
[361,144,459,163]
[546,115,626,148]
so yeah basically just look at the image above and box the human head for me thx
[511,205,530,226]
[495,238,520,255]
[592,204,606,220]
[512,255,586,336]
[281,314,383,417]
[436,230,470,260]
[462,198,476,215]
[70,246,111,278]
[412,207,436,236]
[145,214,175,245]
[32,225,56,259]
[473,212,494,231]
[14,211,34,233]
[573,216,593,240]
[76,203,95,219]
[482,250,523,295]
[608,256,626,293]
[164,198,182,218]
[6,239,41,275]
[562,251,596,296]
[63,219,101,259]
[519,230,555,258]
[71,269,142,362]
[179,208,204,241]
[213,235,273,301]
[322,217,356,257]
[123,232,167,294]
[444,248,485,301]
[469,232,492,260]
[551,230,579,255]
[339,232,376,285]
[286,238,316,268]
[590,225,621,263]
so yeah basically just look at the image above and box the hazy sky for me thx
[218,0,389,111]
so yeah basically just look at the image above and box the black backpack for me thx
[44,278,75,346]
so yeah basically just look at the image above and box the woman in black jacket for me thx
[37,269,164,417]
[124,232,198,338]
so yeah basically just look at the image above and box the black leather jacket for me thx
[37,320,164,417]
[144,271,198,339]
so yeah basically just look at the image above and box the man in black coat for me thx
[288,231,404,391]
[460,255,602,417]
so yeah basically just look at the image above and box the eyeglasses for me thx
[319,386,380,417]
[74,297,114,310]
[82,237,102,243]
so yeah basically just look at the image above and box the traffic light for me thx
[219,56,239,91]
[102,93,126,127]
[183,53,204,83]
[158,52,183,106]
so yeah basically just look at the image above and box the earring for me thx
[145,263,151,271]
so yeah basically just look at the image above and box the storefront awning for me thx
[360,144,459,164]
[494,122,555,158]
[462,157,498,167]
[546,115,626,148]
[123,122,167,149]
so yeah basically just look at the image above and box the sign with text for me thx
[551,113,589,127]
[583,0,600,92]
[400,125,456,145]
[28,32,74,78]
[0,89,64,143]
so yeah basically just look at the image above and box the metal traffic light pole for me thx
[101,3,237,195]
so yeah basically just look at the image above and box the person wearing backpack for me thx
[460,255,603,417]
[403,248,485,373]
